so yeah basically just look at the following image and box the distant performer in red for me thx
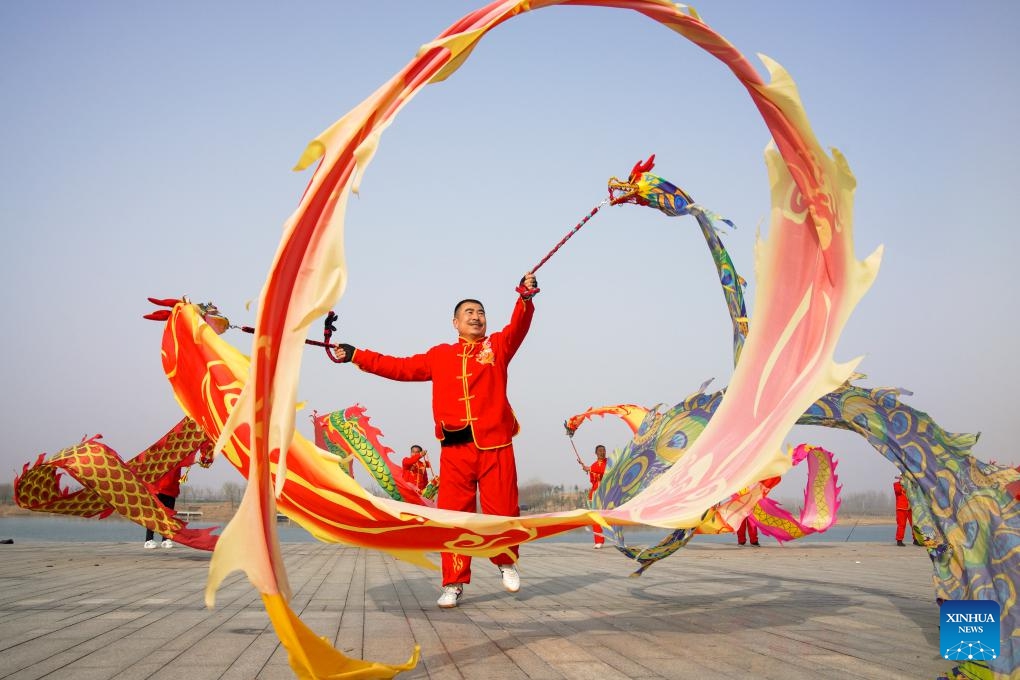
[1007,465,1020,501]
[736,517,760,547]
[335,272,538,609]
[581,444,608,548]
[737,475,779,547]
[144,460,188,550]
[893,474,912,546]
[401,444,430,491]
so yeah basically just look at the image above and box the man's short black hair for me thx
[410,444,423,453]
[453,298,484,316]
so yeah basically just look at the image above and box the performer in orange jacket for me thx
[581,444,608,548]
[336,273,538,608]
[401,444,430,491]
[893,475,912,546]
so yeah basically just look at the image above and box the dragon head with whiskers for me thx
[608,154,696,217]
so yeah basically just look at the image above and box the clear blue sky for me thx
[2,1,1018,501]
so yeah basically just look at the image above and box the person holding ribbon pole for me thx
[333,273,538,609]
[401,444,431,492]
[580,444,608,549]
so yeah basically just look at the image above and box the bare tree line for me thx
[770,489,895,516]
[520,480,898,516]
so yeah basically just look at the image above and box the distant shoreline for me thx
[0,502,895,526]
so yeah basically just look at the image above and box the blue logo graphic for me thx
[940,599,999,661]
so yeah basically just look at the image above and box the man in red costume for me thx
[581,444,608,548]
[336,273,538,608]
[144,459,189,550]
[736,475,780,547]
[401,444,430,491]
[736,517,760,547]
[893,474,912,546]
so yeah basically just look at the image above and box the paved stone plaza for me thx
[0,540,948,679]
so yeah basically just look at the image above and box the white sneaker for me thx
[160,539,174,549]
[498,565,520,593]
[593,543,603,549]
[437,585,462,608]
[143,540,157,549]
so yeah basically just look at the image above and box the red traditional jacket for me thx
[893,480,910,510]
[153,463,184,497]
[401,452,428,490]
[352,297,534,449]
[588,458,607,491]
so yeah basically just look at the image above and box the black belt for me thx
[441,426,473,446]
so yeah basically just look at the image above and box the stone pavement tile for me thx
[217,633,281,680]
[455,608,550,678]
[257,636,303,680]
[364,605,410,633]
[657,646,750,679]
[553,660,633,680]
[501,646,563,679]
[394,617,458,679]
[741,651,844,680]
[218,609,272,632]
[399,613,447,647]
[404,662,461,680]
[5,634,121,678]
[72,636,168,668]
[180,624,263,665]
[108,662,167,680]
[524,636,592,663]
[15,666,133,680]
[578,640,678,680]
[115,610,212,643]
[462,607,524,646]
[364,641,421,667]
[3,609,111,647]
[455,661,530,680]
[430,620,507,666]
[798,653,929,680]
[256,664,303,680]
[336,608,366,657]
[146,664,231,680]
[780,622,924,668]
[107,651,180,680]
[737,628,824,659]
[595,631,679,661]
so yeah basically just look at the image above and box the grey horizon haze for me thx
[1,2,1017,505]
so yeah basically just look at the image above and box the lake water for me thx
[0,515,898,545]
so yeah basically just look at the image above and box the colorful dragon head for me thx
[144,297,230,336]
[608,154,696,217]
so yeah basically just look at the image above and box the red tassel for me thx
[143,310,172,321]
[146,297,181,307]
[628,153,656,181]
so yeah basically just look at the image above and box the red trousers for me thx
[588,487,604,545]
[896,507,912,541]
[438,441,519,586]
[737,517,758,544]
